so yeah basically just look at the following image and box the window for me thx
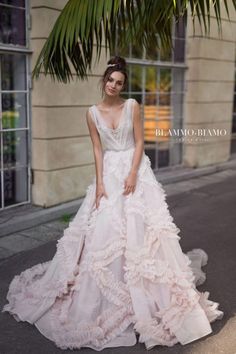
[113,17,187,170]
[0,0,31,210]
[0,1,26,46]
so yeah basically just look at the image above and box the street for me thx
[0,174,236,354]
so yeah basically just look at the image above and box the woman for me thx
[2,56,223,351]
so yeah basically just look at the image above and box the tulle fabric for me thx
[2,147,223,351]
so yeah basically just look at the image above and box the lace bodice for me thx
[89,98,136,152]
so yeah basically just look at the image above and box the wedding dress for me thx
[2,98,223,351]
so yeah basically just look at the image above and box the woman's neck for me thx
[102,94,124,107]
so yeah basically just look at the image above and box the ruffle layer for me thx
[134,318,178,347]
[51,299,135,350]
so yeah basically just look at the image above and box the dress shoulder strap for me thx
[88,106,99,129]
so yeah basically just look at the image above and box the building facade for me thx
[0,0,235,210]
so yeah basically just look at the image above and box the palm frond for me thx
[32,0,236,83]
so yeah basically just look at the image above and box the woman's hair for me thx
[99,56,128,96]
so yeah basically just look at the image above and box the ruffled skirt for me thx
[2,147,223,350]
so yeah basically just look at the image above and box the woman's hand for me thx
[94,182,108,209]
[123,171,137,195]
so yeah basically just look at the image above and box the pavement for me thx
[0,159,236,354]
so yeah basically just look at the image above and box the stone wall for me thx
[30,0,107,207]
[183,2,236,167]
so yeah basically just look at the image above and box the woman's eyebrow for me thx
[110,78,123,83]
[110,76,122,82]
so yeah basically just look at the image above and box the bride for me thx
[2,56,223,351]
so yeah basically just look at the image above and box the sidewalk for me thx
[0,156,236,262]
[0,161,236,353]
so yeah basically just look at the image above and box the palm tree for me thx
[32,0,236,83]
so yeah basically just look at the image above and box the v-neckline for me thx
[93,99,128,131]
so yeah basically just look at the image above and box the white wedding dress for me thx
[2,98,223,351]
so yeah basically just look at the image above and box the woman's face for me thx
[104,71,125,97]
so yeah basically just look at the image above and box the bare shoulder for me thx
[86,107,95,128]
[130,98,140,108]
[131,98,141,116]
[131,98,139,104]
[86,106,93,118]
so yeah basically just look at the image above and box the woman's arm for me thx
[86,109,104,185]
[123,100,144,195]
[130,99,144,174]
[86,110,108,208]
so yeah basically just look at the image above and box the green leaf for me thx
[32,0,236,83]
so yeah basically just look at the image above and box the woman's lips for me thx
[108,88,116,93]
